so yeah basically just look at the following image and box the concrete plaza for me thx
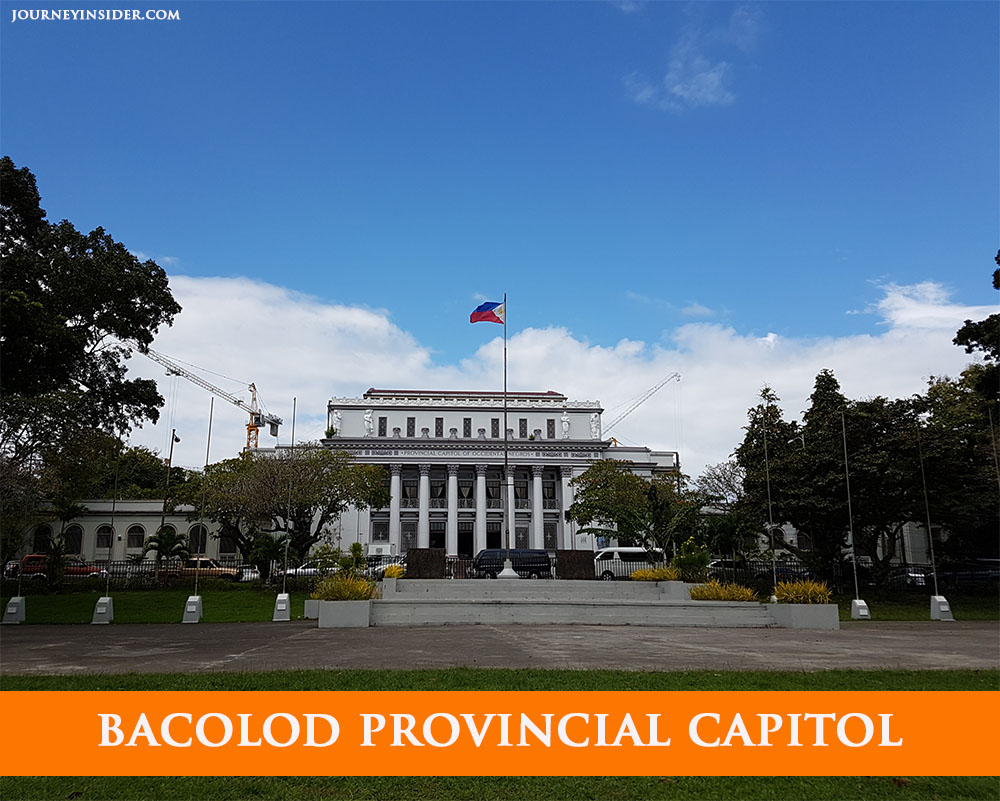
[1,621,997,675]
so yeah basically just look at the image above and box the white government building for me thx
[324,388,679,557]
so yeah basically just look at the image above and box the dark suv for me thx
[471,549,552,579]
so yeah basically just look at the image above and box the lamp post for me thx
[762,403,778,598]
[916,423,953,621]
[841,411,870,620]
[273,398,295,622]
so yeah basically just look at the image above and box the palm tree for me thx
[144,526,190,570]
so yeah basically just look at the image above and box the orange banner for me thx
[1,691,995,776]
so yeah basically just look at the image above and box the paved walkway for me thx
[1,621,997,675]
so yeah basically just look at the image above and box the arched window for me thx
[189,524,208,555]
[127,525,145,550]
[96,525,113,550]
[32,525,52,553]
[63,524,83,555]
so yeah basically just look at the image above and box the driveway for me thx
[1,621,997,675]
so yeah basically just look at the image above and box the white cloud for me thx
[613,0,645,14]
[128,277,986,483]
[627,5,760,112]
[132,251,179,266]
[681,302,715,318]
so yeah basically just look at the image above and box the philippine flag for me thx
[470,301,505,324]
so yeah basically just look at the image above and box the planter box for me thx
[304,599,320,619]
[766,603,839,630]
[318,600,371,628]
[658,581,693,600]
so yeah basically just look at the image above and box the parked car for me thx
[274,561,334,579]
[167,558,240,581]
[472,549,552,579]
[363,555,406,580]
[933,561,1000,591]
[6,554,107,582]
[593,547,656,580]
[237,564,260,582]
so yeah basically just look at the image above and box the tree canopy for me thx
[0,156,181,559]
[184,446,390,562]
[566,460,702,554]
[0,156,181,465]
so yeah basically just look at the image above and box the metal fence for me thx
[3,555,995,592]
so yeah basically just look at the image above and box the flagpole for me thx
[503,292,509,561]
[498,292,519,579]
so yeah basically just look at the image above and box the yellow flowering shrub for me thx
[311,573,381,601]
[630,566,681,581]
[774,579,832,604]
[689,579,760,602]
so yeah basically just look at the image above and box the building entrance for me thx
[486,521,502,549]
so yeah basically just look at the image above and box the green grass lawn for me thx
[4,586,997,625]
[1,586,310,624]
[834,593,999,621]
[3,670,998,800]
[5,667,998,692]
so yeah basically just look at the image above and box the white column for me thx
[389,464,401,553]
[531,465,544,549]
[505,467,515,551]
[417,464,430,549]
[560,465,576,550]
[446,464,459,556]
[475,464,487,553]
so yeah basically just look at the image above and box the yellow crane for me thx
[141,348,282,448]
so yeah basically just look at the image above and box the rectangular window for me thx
[547,419,556,439]
[515,525,529,549]
[491,418,500,438]
[435,417,444,438]
[544,521,557,550]
[519,418,528,438]
[406,417,416,437]
[463,418,472,437]
[64,527,83,555]
[378,416,387,437]
[371,520,389,542]
[401,521,417,554]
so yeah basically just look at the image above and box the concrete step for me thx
[391,579,687,602]
[370,598,774,628]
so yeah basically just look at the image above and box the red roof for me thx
[364,388,566,399]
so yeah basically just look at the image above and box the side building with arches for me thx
[16,500,228,565]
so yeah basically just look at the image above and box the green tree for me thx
[187,446,389,563]
[918,368,999,560]
[566,460,700,553]
[642,475,704,557]
[952,251,1000,402]
[249,532,288,582]
[733,385,802,559]
[255,446,390,561]
[143,526,191,570]
[0,156,181,467]
[177,456,261,563]
[566,460,649,545]
[696,459,760,558]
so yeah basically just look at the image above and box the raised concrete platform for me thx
[363,579,836,629]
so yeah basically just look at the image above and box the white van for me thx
[593,547,657,581]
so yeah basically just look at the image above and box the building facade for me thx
[20,500,227,563]
[324,388,678,557]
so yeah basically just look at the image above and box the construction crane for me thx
[140,348,282,448]
[602,372,680,441]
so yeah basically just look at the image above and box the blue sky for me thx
[2,1,997,474]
